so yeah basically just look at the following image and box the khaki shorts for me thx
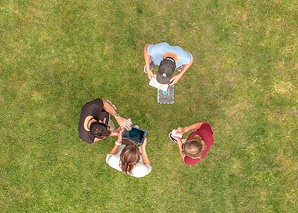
[108,114,115,130]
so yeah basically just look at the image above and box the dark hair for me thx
[120,145,140,175]
[90,122,111,139]
[182,135,205,158]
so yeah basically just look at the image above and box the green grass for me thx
[1,0,297,212]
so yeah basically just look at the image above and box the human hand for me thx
[117,117,132,130]
[175,127,185,135]
[109,129,120,137]
[110,126,125,136]
[147,71,155,80]
[141,138,148,150]
[172,134,182,142]
[94,137,103,142]
[169,74,182,85]
[117,127,124,142]
[175,137,183,147]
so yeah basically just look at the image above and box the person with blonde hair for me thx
[169,122,214,165]
[106,128,151,178]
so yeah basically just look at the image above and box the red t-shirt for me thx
[184,123,214,165]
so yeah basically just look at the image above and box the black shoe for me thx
[176,66,183,72]
[169,132,178,144]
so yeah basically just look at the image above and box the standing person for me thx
[106,128,152,178]
[78,98,132,144]
[169,122,214,165]
[144,42,194,85]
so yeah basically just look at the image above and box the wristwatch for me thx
[115,114,120,119]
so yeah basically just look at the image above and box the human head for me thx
[120,144,141,174]
[182,135,206,158]
[90,122,111,139]
[156,57,176,84]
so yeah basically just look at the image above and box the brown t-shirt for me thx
[78,98,109,144]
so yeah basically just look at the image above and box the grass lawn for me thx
[0,0,297,212]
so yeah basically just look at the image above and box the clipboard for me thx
[158,85,175,104]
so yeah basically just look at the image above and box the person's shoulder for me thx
[82,98,102,107]
[151,42,170,48]
[171,44,191,54]
[135,163,152,170]
[106,154,120,165]
[157,42,170,47]
[199,123,214,144]
[79,130,94,144]
[184,156,200,165]
[84,98,104,110]
[106,155,123,172]
[132,164,152,177]
[91,98,103,105]
[200,122,213,133]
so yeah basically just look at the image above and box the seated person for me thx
[78,98,132,144]
[106,128,152,178]
[169,122,214,165]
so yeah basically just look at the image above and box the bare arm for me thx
[175,122,205,135]
[140,138,151,165]
[176,138,185,161]
[109,144,121,154]
[94,137,102,143]
[144,43,154,80]
[102,99,118,117]
[93,127,120,143]
[183,121,204,133]
[170,55,195,85]
[179,54,195,75]
[109,128,124,154]
[102,100,132,129]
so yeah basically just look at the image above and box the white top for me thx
[106,145,152,178]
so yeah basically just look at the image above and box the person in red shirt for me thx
[169,122,214,165]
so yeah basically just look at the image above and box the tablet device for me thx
[123,127,148,145]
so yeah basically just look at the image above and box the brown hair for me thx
[90,122,111,138]
[182,135,206,158]
[120,145,140,175]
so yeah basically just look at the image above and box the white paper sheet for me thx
[149,75,169,92]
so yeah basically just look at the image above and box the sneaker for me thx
[176,66,183,72]
[144,61,156,73]
[169,132,178,144]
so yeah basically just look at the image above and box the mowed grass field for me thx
[0,0,297,212]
